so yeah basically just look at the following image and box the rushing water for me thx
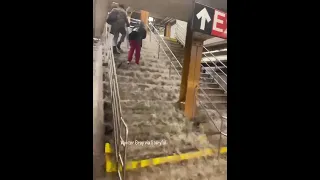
[103,35,226,179]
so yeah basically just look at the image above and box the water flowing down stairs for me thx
[103,34,226,179]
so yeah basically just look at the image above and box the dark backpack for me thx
[128,27,140,40]
[106,10,118,24]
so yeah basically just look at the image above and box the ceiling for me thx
[112,0,227,21]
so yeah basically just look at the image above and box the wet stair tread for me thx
[115,75,181,86]
[125,132,215,160]
[103,35,226,175]
[126,157,227,180]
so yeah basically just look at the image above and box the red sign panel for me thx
[211,9,227,39]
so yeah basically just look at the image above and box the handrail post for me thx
[158,41,160,59]
[169,63,171,79]
[217,117,224,160]
[192,85,198,121]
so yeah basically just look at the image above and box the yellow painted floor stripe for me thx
[105,143,227,172]
[164,37,177,42]
[105,143,112,153]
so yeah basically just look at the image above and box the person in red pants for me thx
[127,21,147,65]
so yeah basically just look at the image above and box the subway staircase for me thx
[103,34,227,179]
[162,37,227,135]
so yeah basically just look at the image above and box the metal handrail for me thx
[147,23,227,138]
[174,22,227,92]
[175,22,227,70]
[200,59,227,92]
[145,23,182,77]
[101,23,128,180]
[203,46,227,69]
[202,52,227,77]
[149,23,183,68]
[174,25,228,93]
[175,25,186,45]
[176,23,227,70]
[175,23,227,66]
[174,23,227,92]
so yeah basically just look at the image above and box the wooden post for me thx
[165,23,171,37]
[178,23,204,119]
[140,10,149,25]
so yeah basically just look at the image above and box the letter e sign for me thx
[211,9,227,39]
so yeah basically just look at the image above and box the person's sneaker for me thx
[117,44,123,52]
[113,46,120,54]
[113,50,120,54]
[127,61,130,64]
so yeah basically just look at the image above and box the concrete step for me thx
[170,58,183,64]
[196,108,227,120]
[199,114,227,131]
[104,100,179,111]
[199,87,225,95]
[164,53,185,61]
[104,82,180,101]
[163,47,185,54]
[115,59,169,70]
[202,67,227,75]
[115,65,171,75]
[113,47,171,57]
[193,109,227,135]
[117,100,180,112]
[163,48,184,55]
[115,75,181,86]
[114,51,165,59]
[125,158,227,180]
[193,121,227,141]
[103,100,218,160]
[140,53,177,60]
[199,73,212,78]
[169,64,183,71]
[204,128,227,142]
[115,51,169,62]
[104,98,226,134]
[198,93,227,102]
[125,132,216,160]
[106,38,227,170]
[153,53,184,63]
[198,101,227,111]
[200,76,215,80]
[200,79,220,86]
[154,46,184,54]
[200,82,220,88]
[104,103,226,145]
[163,40,184,48]
[124,116,190,142]
[114,70,180,81]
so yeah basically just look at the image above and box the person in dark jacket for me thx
[127,21,146,65]
[107,4,129,54]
